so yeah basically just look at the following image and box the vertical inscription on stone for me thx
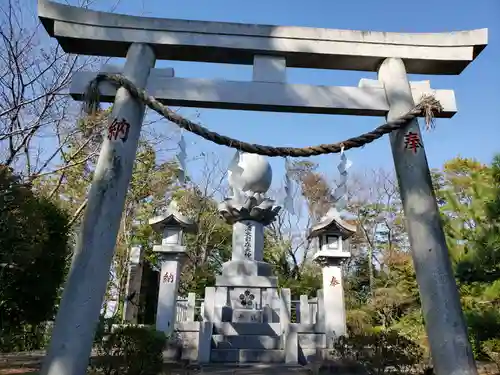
[162,271,174,283]
[330,276,339,287]
[404,131,423,154]
[243,223,252,259]
[108,118,131,143]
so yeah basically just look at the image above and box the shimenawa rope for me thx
[83,73,443,158]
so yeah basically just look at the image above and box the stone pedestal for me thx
[155,247,187,335]
[313,250,350,348]
[233,308,263,323]
[320,259,347,344]
[216,221,280,327]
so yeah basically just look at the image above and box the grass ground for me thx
[0,352,309,375]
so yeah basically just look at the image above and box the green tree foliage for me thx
[333,331,424,375]
[265,159,331,297]
[263,234,322,297]
[37,109,179,316]
[343,155,500,361]
[448,156,500,359]
[0,165,71,351]
[433,157,494,263]
[173,185,232,296]
[288,159,332,222]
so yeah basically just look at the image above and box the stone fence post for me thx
[280,288,297,364]
[185,293,196,322]
[299,295,311,324]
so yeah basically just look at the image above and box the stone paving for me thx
[0,352,313,375]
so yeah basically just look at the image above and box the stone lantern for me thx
[308,208,356,344]
[149,200,197,335]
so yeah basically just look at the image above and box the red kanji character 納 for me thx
[162,272,174,283]
[107,120,118,141]
[107,118,130,143]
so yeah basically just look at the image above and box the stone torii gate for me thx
[37,1,487,375]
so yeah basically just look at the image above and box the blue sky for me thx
[87,0,498,188]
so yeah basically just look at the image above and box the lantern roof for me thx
[307,207,356,239]
[149,200,197,234]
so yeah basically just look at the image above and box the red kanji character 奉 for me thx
[330,276,339,287]
[404,131,423,154]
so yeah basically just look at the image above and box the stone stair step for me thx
[210,349,285,363]
[213,323,281,336]
[200,364,308,374]
[212,335,283,349]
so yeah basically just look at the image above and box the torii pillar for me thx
[379,57,477,375]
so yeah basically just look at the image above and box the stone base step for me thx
[210,349,285,363]
[212,335,282,350]
[200,364,308,374]
[299,348,323,364]
[214,323,281,336]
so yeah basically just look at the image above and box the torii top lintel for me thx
[39,0,487,75]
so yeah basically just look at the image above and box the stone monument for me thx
[216,152,281,324]
[198,152,304,364]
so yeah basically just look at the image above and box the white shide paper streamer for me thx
[283,158,295,215]
[331,148,352,212]
[228,150,245,201]
[176,133,187,184]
